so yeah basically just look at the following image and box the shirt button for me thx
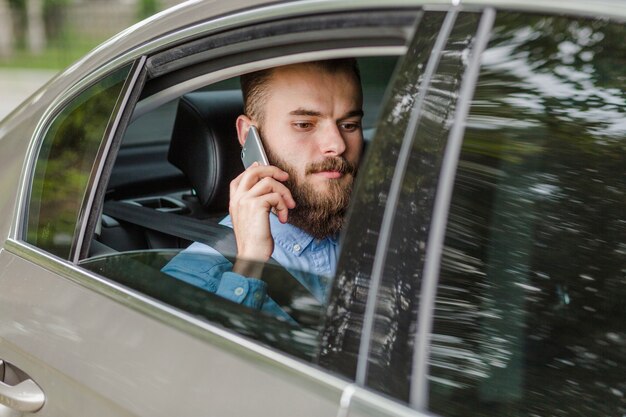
[234,287,244,296]
[253,292,262,301]
[293,244,301,252]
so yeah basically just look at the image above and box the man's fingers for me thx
[236,165,290,192]
[230,165,296,210]
[258,192,291,223]
[237,192,291,223]
[246,177,296,208]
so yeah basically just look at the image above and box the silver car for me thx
[1,0,624,416]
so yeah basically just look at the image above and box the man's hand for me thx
[229,163,296,267]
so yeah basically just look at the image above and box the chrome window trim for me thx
[410,6,496,409]
[124,0,626,77]
[109,0,626,63]
[71,56,147,263]
[3,238,349,400]
[459,0,626,19]
[133,46,407,121]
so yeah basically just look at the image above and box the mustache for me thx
[305,157,357,176]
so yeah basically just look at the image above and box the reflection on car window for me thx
[26,65,131,258]
[319,11,484,400]
[330,11,482,403]
[429,13,626,417]
[80,250,324,359]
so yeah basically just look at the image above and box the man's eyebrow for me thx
[342,109,364,119]
[289,108,322,117]
[288,109,364,119]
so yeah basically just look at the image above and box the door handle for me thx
[0,360,45,413]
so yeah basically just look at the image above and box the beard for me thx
[265,148,357,240]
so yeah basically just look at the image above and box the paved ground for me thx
[0,68,58,121]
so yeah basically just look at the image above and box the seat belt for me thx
[103,200,238,256]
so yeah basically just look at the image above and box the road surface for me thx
[0,68,57,121]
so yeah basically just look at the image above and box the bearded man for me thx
[162,59,363,322]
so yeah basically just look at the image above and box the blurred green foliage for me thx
[137,0,160,19]
[8,0,69,43]
[1,0,170,69]
[27,65,130,257]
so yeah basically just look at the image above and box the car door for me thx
[0,3,429,417]
[320,4,626,417]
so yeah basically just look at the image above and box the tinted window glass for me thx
[320,11,489,400]
[429,13,626,417]
[319,10,433,381]
[80,250,322,359]
[26,66,130,258]
[363,11,482,402]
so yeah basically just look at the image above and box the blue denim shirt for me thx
[161,213,337,322]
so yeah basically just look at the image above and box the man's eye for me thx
[340,122,360,132]
[293,122,313,129]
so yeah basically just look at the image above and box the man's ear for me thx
[236,115,253,147]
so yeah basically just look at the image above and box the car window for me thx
[25,65,132,258]
[428,12,626,417]
[320,10,486,403]
[367,10,484,403]
[79,10,418,366]
[80,249,322,358]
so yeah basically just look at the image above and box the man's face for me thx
[257,64,364,238]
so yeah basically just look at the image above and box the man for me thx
[163,59,364,322]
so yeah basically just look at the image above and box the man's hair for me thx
[240,58,362,125]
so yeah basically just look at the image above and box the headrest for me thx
[168,90,244,210]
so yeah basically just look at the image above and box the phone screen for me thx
[241,126,270,168]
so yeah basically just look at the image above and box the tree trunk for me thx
[0,0,14,58]
[26,0,45,54]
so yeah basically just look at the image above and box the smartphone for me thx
[241,125,270,169]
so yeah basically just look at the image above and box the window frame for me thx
[72,58,148,262]
[71,6,419,368]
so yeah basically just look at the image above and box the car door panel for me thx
[344,387,435,417]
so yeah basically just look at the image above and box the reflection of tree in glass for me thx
[27,68,129,258]
[430,12,626,417]
[319,11,448,385]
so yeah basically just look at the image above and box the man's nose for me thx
[319,123,347,156]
